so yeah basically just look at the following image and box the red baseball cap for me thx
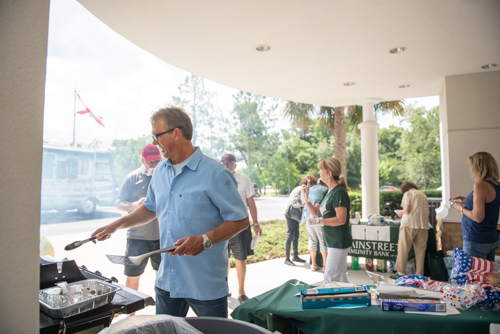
[142,144,161,160]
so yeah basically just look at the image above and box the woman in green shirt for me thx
[303,157,352,284]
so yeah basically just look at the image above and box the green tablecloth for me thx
[231,279,500,334]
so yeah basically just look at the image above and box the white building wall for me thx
[438,71,500,223]
[0,0,50,331]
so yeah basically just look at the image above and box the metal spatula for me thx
[106,246,178,266]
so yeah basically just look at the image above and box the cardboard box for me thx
[301,285,370,296]
[301,291,371,309]
[379,299,446,312]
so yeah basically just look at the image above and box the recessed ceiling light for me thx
[481,63,497,69]
[343,82,355,86]
[389,47,407,54]
[255,45,271,52]
[399,84,410,88]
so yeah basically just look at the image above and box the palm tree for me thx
[283,101,405,184]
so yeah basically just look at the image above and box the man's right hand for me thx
[91,223,118,242]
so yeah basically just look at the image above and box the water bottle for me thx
[351,257,359,270]
[388,261,396,274]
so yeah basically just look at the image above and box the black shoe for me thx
[284,259,295,266]
[227,291,232,297]
[292,257,306,263]
[238,295,249,304]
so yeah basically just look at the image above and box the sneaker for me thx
[284,259,295,266]
[292,257,306,263]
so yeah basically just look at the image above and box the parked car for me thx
[379,185,398,191]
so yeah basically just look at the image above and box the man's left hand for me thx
[253,224,262,237]
[170,235,204,257]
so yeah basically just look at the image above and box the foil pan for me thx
[39,279,121,318]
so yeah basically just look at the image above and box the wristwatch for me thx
[202,233,212,250]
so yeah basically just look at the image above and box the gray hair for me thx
[150,106,193,140]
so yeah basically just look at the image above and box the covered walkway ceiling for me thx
[79,0,499,107]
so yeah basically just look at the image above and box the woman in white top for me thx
[394,181,429,276]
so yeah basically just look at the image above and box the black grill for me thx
[39,258,155,334]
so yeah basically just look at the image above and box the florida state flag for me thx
[76,94,105,127]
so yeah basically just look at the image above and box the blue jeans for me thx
[285,217,300,259]
[463,240,499,261]
[155,286,228,318]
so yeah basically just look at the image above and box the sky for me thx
[43,0,439,150]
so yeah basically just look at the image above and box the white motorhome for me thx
[41,145,116,214]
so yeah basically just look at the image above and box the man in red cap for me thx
[220,153,262,304]
[115,144,162,297]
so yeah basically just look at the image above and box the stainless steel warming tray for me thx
[39,279,121,318]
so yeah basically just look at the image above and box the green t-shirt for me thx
[320,185,352,249]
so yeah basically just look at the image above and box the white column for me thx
[358,100,380,220]
[436,71,500,222]
[0,0,50,332]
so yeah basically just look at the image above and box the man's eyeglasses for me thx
[152,126,183,142]
[145,159,162,166]
[220,160,234,167]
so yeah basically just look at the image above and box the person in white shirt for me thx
[394,181,429,277]
[220,153,262,304]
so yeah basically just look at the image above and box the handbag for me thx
[286,206,303,221]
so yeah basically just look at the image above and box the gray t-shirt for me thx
[117,166,160,240]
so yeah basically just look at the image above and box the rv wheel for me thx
[79,199,96,215]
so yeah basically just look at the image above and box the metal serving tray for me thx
[39,279,121,318]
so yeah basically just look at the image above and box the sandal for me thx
[238,295,249,304]
[311,265,319,272]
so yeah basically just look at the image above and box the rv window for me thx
[56,161,68,179]
[78,159,89,175]
[68,158,78,179]
[42,154,55,179]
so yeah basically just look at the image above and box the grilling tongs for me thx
[106,246,178,266]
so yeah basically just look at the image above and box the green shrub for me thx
[422,190,442,198]
[348,190,362,216]
[347,189,442,217]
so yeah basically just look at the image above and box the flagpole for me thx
[73,89,76,146]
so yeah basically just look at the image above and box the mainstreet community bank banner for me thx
[348,224,399,261]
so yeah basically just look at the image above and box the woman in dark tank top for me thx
[450,152,500,261]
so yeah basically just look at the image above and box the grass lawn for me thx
[229,219,310,267]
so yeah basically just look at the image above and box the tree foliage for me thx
[172,74,215,146]
[399,105,441,189]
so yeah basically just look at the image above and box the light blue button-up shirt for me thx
[143,147,248,300]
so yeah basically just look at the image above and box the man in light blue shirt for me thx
[92,106,249,318]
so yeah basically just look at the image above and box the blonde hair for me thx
[318,157,347,189]
[468,152,499,182]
